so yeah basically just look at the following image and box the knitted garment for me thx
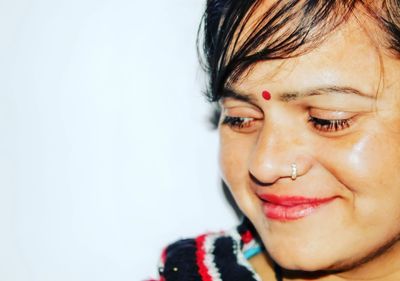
[150,218,282,281]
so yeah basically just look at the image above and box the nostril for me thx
[249,171,273,187]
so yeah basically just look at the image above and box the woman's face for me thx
[219,17,400,275]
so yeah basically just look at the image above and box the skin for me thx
[218,11,400,281]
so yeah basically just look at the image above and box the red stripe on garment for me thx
[195,234,213,281]
[158,247,167,281]
[241,230,253,244]
[161,247,167,263]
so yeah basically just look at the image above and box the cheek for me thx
[317,131,400,222]
[219,132,249,186]
[322,132,400,194]
[328,134,381,191]
[219,130,259,213]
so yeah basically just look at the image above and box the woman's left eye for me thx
[308,116,353,133]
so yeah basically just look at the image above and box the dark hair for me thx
[198,0,400,126]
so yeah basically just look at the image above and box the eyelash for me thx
[222,116,255,129]
[222,115,353,133]
[307,116,352,132]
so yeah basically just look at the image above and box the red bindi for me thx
[262,90,271,100]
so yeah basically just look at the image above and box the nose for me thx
[248,122,312,185]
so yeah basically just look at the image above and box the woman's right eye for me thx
[221,116,257,132]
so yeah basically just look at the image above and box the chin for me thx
[259,233,352,273]
[266,240,384,275]
[250,210,363,272]
[267,245,339,271]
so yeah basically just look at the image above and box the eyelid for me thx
[307,108,359,135]
[221,97,262,109]
[222,103,264,119]
[309,108,356,119]
[303,95,375,112]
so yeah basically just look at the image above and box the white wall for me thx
[0,1,238,280]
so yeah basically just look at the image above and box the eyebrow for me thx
[220,88,257,104]
[221,86,374,103]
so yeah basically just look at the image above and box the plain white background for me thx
[0,0,239,280]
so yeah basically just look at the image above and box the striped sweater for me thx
[150,218,282,281]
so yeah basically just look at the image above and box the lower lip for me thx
[262,199,335,221]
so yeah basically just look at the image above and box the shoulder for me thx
[152,219,264,281]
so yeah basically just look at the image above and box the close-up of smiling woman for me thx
[151,0,400,281]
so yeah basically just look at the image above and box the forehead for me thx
[231,18,384,97]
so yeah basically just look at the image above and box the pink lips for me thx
[259,194,336,221]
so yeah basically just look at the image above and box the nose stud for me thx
[291,163,297,180]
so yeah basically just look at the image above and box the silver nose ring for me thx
[291,163,297,180]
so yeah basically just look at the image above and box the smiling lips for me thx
[259,194,336,221]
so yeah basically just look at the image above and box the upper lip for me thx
[258,194,337,206]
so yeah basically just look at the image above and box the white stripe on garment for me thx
[203,233,223,281]
[229,230,262,281]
